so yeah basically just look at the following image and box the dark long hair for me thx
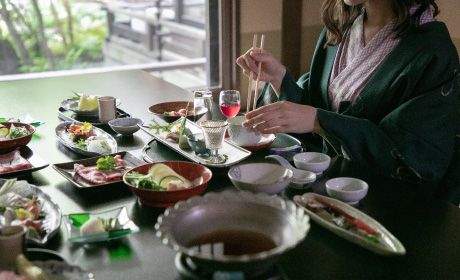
[322,0,439,46]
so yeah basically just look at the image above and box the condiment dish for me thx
[187,133,210,156]
[326,177,368,205]
[108,118,143,136]
[265,155,316,189]
[228,163,293,195]
[293,152,331,175]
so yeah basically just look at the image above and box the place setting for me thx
[58,91,131,126]
[0,120,49,177]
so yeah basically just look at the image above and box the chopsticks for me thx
[253,34,265,111]
[246,34,257,114]
[246,34,265,113]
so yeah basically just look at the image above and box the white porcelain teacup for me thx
[227,116,263,146]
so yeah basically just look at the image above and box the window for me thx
[0,0,236,92]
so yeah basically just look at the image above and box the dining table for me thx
[1,69,460,280]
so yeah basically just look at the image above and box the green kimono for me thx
[258,22,460,204]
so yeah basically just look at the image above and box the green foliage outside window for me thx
[0,1,107,74]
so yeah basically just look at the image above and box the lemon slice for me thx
[0,126,9,138]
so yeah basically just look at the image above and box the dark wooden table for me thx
[1,70,460,280]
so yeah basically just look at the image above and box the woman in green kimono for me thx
[237,0,460,204]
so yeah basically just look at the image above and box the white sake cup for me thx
[0,225,27,269]
[98,96,117,124]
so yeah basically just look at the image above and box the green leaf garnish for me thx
[96,156,126,170]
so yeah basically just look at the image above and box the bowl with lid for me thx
[155,190,310,273]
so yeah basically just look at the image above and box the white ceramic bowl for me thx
[108,118,143,136]
[228,163,293,195]
[227,116,263,146]
[293,152,331,175]
[326,177,368,205]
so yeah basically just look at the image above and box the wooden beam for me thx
[281,0,302,79]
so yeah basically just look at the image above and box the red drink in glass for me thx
[220,103,241,118]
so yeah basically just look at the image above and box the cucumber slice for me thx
[0,126,9,138]
[159,175,184,189]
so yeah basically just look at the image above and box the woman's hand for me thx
[236,48,286,93]
[242,101,321,134]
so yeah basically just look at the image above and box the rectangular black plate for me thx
[52,151,145,188]
[0,146,49,178]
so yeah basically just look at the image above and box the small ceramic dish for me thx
[265,155,316,190]
[63,207,139,243]
[228,163,293,195]
[325,177,368,205]
[108,118,143,136]
[187,133,210,156]
[293,152,331,175]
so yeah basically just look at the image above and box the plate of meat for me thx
[0,146,49,177]
[52,152,145,188]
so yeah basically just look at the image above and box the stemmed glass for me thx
[219,90,241,118]
[200,120,228,163]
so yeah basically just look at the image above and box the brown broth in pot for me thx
[186,229,277,256]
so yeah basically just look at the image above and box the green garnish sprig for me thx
[96,156,126,170]
[76,138,88,150]
[148,119,181,134]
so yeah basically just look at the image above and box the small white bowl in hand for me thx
[326,177,368,205]
[293,152,331,175]
[108,118,143,136]
[227,116,263,146]
[228,163,293,195]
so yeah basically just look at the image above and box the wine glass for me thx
[219,90,241,118]
[200,120,228,164]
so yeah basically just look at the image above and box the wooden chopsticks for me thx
[246,34,265,113]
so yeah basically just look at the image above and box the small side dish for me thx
[64,206,139,243]
[294,193,406,256]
